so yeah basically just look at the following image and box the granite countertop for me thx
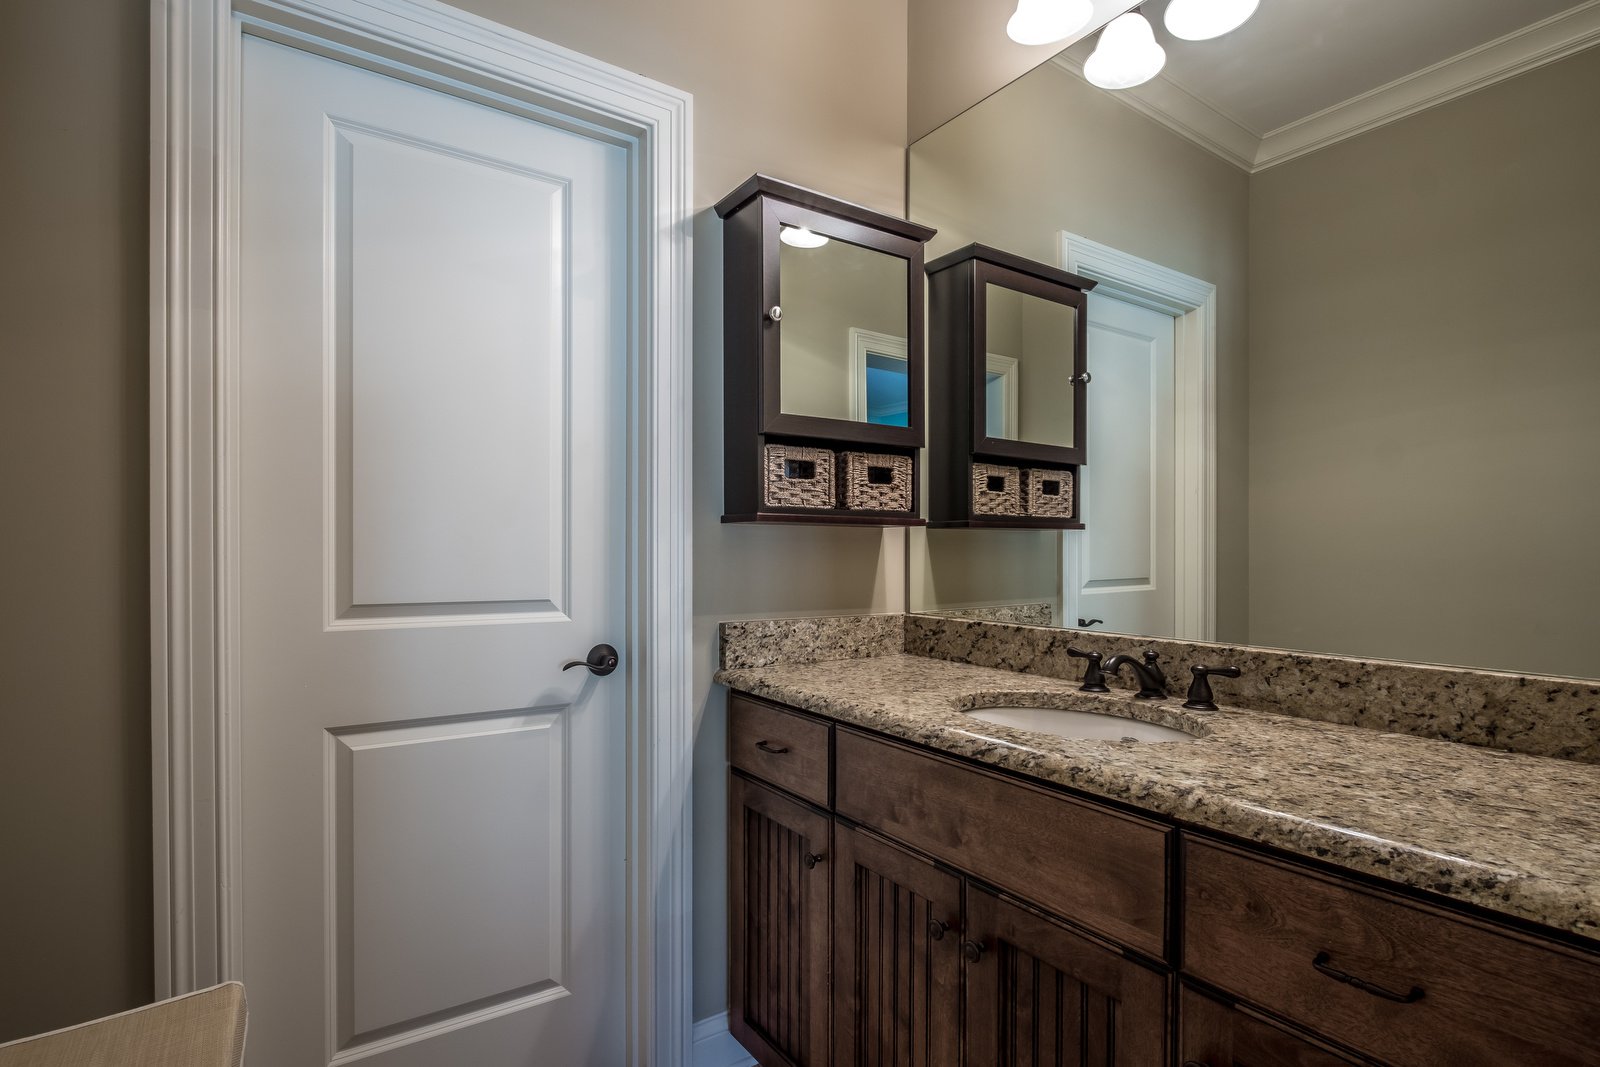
[716,653,1600,942]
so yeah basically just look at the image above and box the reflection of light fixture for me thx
[1164,0,1259,41]
[1083,11,1166,90]
[1005,0,1094,47]
[779,225,829,249]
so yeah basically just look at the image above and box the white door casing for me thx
[1069,295,1177,636]
[150,1,693,1063]
[1060,233,1216,641]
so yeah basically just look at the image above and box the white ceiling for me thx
[1055,0,1600,169]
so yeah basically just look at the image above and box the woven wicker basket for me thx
[1023,467,1075,518]
[838,452,913,512]
[971,462,1023,516]
[763,444,836,509]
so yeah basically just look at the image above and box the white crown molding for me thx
[1050,52,1260,171]
[1052,0,1600,173]
[1256,0,1600,170]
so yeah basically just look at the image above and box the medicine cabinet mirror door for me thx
[761,198,925,448]
[975,260,1087,466]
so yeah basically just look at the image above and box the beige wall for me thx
[0,0,909,1039]
[0,0,153,1042]
[908,58,1253,640]
[1248,48,1600,678]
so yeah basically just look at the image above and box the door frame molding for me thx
[149,1,695,1062]
[1060,232,1216,641]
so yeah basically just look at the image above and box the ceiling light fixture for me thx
[1163,0,1259,41]
[1084,11,1166,90]
[1005,0,1095,47]
[779,225,829,249]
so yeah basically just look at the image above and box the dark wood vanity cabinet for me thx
[725,692,1600,1067]
[728,774,832,1067]
[831,824,962,1066]
[1178,986,1373,1067]
[964,887,1166,1065]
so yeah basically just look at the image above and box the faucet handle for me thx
[1141,650,1168,690]
[1066,646,1110,693]
[1184,664,1242,711]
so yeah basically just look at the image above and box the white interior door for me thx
[1069,293,1176,637]
[238,36,627,1066]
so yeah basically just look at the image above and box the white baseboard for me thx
[692,1012,755,1067]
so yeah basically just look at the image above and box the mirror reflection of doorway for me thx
[984,353,1018,439]
[849,327,910,426]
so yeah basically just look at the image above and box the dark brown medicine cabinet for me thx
[926,244,1096,529]
[716,175,936,525]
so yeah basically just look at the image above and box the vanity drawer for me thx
[834,727,1169,957]
[727,694,830,806]
[1182,838,1600,1067]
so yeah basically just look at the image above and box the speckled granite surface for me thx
[719,614,902,670]
[907,615,1600,765]
[927,603,1055,627]
[716,652,1600,941]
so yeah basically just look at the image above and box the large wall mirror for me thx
[907,0,1600,679]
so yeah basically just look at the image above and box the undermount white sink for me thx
[964,705,1199,743]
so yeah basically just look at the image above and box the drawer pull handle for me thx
[1312,952,1424,1004]
[960,939,985,963]
[803,851,825,870]
[754,740,789,755]
[927,918,948,941]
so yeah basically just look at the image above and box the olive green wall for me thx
[907,57,1253,642]
[1247,47,1600,678]
[0,0,153,1042]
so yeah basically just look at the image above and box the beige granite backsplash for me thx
[905,614,1600,765]
[718,613,903,670]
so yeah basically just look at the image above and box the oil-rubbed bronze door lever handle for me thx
[561,643,620,676]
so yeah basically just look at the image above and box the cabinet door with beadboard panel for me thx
[964,888,1167,1067]
[729,774,832,1066]
[833,824,963,1067]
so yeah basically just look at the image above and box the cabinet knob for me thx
[926,918,948,941]
[959,939,985,963]
[766,305,783,322]
[803,851,824,870]
[1070,371,1092,386]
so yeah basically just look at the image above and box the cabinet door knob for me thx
[1070,371,1092,386]
[766,305,783,322]
[926,918,948,941]
[959,939,985,963]
[803,851,824,870]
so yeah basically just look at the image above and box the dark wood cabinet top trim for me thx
[926,241,1098,292]
[713,172,937,242]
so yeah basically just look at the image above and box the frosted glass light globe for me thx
[1164,0,1260,41]
[1006,0,1095,47]
[779,225,829,249]
[1084,12,1167,90]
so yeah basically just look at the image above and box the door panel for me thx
[239,36,627,1066]
[1070,295,1175,637]
[965,889,1166,1067]
[832,825,962,1067]
[728,775,832,1066]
